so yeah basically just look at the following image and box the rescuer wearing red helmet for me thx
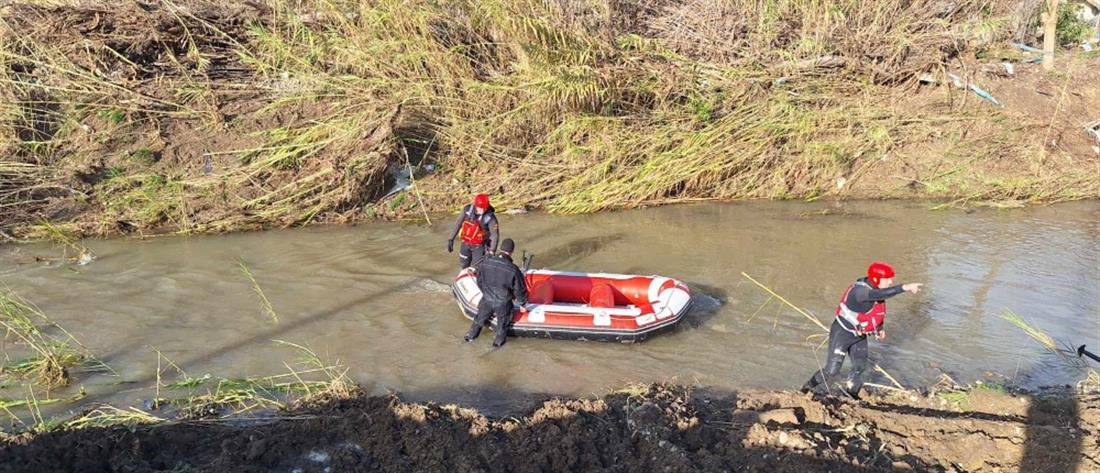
[802,262,923,400]
[447,193,499,269]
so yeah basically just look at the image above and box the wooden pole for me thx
[741,272,830,332]
[1042,0,1059,70]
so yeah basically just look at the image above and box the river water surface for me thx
[1,201,1097,419]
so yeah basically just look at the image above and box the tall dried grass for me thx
[0,0,1089,236]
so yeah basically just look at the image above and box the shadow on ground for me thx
[4,382,1096,473]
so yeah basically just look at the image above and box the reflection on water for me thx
[0,201,1097,417]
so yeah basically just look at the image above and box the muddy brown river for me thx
[1,201,1098,420]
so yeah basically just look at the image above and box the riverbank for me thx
[2,0,1099,240]
[0,198,1098,470]
[2,382,1098,472]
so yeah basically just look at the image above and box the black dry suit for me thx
[448,204,499,269]
[804,277,905,398]
[465,253,528,346]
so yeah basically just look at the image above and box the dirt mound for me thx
[1,384,1097,472]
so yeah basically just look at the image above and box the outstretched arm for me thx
[448,206,467,242]
[487,214,500,252]
[859,285,905,302]
[858,283,923,303]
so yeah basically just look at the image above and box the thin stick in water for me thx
[874,364,906,390]
[741,272,829,332]
[863,382,906,392]
[404,138,433,226]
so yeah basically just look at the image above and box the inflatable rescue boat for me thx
[452,268,692,342]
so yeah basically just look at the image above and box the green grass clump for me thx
[0,290,109,390]
[936,390,973,411]
[936,382,1009,412]
[1055,2,1093,46]
[153,340,353,418]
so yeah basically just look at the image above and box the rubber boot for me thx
[492,332,507,348]
[464,325,481,343]
[842,381,862,401]
[800,378,817,394]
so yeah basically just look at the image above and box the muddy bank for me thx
[1,1,1098,240]
[1,384,1097,472]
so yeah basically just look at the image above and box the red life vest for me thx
[835,281,885,336]
[460,220,487,245]
[459,207,491,245]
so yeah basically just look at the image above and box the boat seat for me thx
[589,284,615,309]
[529,281,554,304]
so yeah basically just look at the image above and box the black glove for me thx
[447,239,454,253]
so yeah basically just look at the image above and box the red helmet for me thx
[473,193,490,210]
[867,262,895,287]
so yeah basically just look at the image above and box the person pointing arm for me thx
[803,262,923,400]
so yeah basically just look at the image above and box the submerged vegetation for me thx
[2,335,355,432]
[1000,308,1099,395]
[238,258,279,324]
[0,0,1096,237]
[1000,308,1091,371]
[0,290,107,391]
[0,264,353,432]
[154,340,354,418]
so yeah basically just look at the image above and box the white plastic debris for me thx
[76,251,95,266]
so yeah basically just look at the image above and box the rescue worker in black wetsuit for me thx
[447,193,499,269]
[803,262,923,400]
[464,238,528,348]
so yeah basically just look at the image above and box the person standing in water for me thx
[803,262,923,400]
[464,238,528,348]
[447,193,499,269]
